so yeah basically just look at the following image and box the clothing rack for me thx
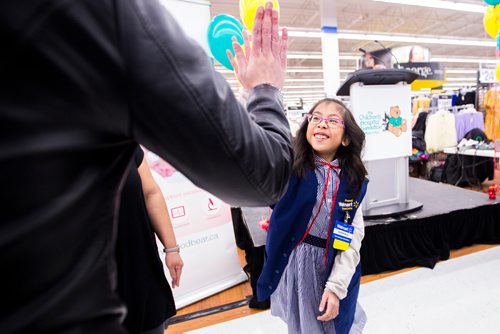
[419,104,476,115]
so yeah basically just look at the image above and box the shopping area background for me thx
[2,0,500,333]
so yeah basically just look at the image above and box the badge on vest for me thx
[338,199,360,211]
[332,220,354,251]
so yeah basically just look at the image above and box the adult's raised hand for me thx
[227,2,288,90]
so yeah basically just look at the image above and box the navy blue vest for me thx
[257,169,368,333]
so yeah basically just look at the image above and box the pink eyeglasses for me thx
[307,114,345,129]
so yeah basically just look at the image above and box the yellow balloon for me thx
[240,0,280,32]
[496,62,500,82]
[484,5,500,39]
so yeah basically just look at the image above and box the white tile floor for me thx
[186,246,500,334]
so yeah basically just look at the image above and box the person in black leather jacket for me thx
[0,1,292,332]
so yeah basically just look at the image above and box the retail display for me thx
[424,110,457,153]
[484,87,500,141]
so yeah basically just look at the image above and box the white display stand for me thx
[338,69,423,218]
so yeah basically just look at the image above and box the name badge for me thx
[332,220,354,251]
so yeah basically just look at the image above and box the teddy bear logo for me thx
[384,105,407,137]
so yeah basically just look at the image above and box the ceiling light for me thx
[286,69,324,73]
[281,78,325,82]
[445,77,477,81]
[287,31,323,38]
[446,69,478,74]
[443,83,475,86]
[283,93,326,98]
[287,28,495,47]
[283,85,325,89]
[287,54,323,59]
[337,32,494,47]
[431,57,497,63]
[372,0,486,14]
[283,90,325,94]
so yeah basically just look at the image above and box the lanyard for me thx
[297,161,340,253]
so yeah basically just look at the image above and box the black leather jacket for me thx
[0,0,292,332]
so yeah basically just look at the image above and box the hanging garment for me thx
[412,96,430,116]
[455,111,485,142]
[451,93,458,106]
[484,89,500,140]
[425,112,457,153]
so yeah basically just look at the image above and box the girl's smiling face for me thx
[306,102,347,162]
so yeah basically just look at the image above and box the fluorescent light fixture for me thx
[283,90,325,94]
[283,93,326,98]
[372,0,486,14]
[284,97,321,100]
[445,77,477,81]
[337,32,494,47]
[287,31,323,38]
[287,28,495,47]
[288,54,322,59]
[281,78,325,82]
[283,90,325,95]
[217,68,325,74]
[287,69,324,73]
[283,85,325,89]
[446,69,478,74]
[288,53,358,60]
[432,57,497,63]
[443,83,475,86]
[226,78,326,84]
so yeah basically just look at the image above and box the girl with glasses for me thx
[257,98,368,334]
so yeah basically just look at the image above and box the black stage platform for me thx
[361,177,500,275]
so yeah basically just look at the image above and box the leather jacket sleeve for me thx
[118,0,293,206]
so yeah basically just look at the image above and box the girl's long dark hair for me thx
[293,98,368,196]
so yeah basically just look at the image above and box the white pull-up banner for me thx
[144,149,247,309]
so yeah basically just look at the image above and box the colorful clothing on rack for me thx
[455,111,484,142]
[484,89,500,141]
[425,112,457,153]
[412,96,431,115]
[456,91,476,106]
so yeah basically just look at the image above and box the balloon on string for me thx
[207,14,244,70]
[484,0,500,5]
[484,5,500,39]
[496,62,500,81]
[240,0,280,32]
[497,32,500,50]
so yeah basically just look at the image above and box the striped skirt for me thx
[270,243,366,334]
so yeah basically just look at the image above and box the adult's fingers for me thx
[226,50,239,74]
[251,6,265,56]
[261,2,273,56]
[243,30,251,62]
[279,27,288,68]
[271,9,280,57]
[231,36,248,70]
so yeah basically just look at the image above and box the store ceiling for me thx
[209,0,494,105]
